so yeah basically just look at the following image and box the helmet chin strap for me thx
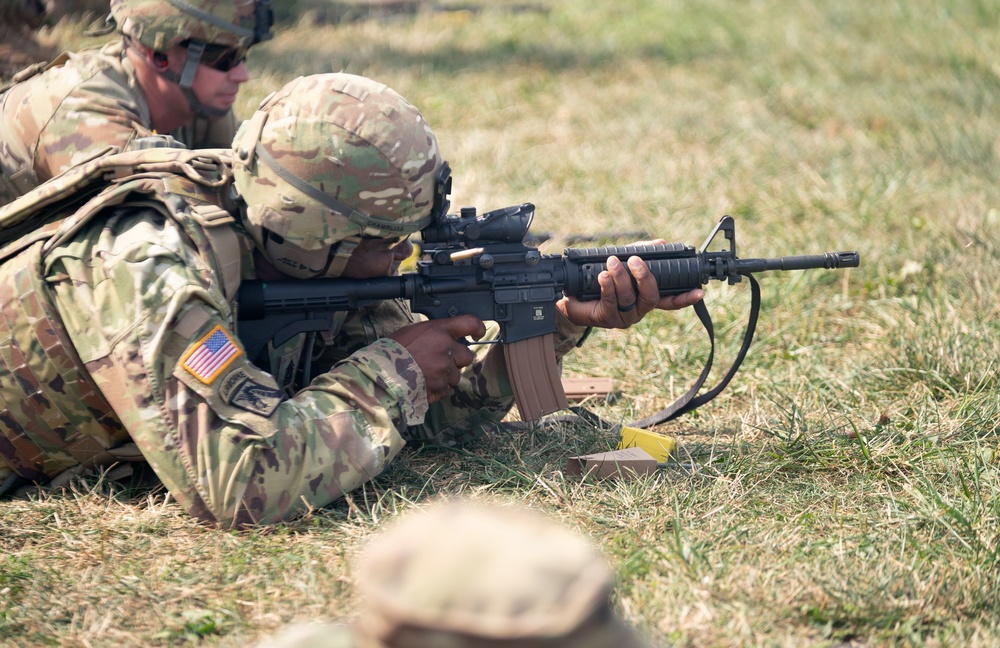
[321,237,361,278]
[257,226,361,280]
[158,40,229,120]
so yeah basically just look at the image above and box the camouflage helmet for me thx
[231,73,449,279]
[111,0,273,51]
[348,500,650,648]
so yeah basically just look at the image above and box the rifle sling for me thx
[629,273,761,429]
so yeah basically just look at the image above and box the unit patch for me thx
[218,367,283,417]
[181,325,242,384]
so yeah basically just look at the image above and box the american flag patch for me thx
[181,325,242,384]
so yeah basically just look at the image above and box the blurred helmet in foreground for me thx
[354,500,648,647]
[256,500,649,648]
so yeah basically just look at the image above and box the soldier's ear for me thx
[152,51,169,70]
[124,37,167,70]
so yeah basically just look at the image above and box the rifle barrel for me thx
[733,251,859,273]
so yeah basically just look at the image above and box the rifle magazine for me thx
[504,334,568,421]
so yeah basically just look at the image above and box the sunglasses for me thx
[183,41,248,72]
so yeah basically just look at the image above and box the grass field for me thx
[3,0,1000,645]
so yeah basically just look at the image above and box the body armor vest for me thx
[0,147,242,482]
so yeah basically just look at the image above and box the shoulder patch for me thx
[181,325,242,384]
[218,367,283,417]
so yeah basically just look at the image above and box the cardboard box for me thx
[561,377,617,402]
[564,446,659,481]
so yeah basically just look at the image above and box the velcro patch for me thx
[218,367,283,417]
[181,325,242,384]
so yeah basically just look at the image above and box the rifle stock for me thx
[236,204,860,422]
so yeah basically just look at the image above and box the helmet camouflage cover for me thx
[252,501,650,648]
[111,0,272,51]
[350,501,650,647]
[232,73,446,279]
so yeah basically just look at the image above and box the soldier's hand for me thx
[556,249,704,329]
[390,315,486,403]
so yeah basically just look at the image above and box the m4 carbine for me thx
[237,203,859,424]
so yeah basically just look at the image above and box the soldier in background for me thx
[0,0,273,206]
[255,500,652,648]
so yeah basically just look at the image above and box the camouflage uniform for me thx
[0,0,271,206]
[255,500,651,648]
[0,74,587,526]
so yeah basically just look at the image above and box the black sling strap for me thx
[628,273,761,428]
[567,273,762,431]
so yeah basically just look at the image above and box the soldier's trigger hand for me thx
[389,315,486,404]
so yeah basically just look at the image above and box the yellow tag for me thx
[618,426,675,463]
[398,241,422,272]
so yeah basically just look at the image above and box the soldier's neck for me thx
[127,47,193,134]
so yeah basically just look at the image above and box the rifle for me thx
[236,203,859,424]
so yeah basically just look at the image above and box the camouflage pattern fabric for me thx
[254,500,650,648]
[0,149,234,487]
[233,73,443,279]
[0,148,583,524]
[0,39,238,206]
[111,0,265,51]
[0,153,422,524]
[313,300,511,445]
[0,240,130,482]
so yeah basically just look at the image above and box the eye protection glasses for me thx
[184,41,248,72]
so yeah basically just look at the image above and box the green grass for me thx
[4,0,1000,645]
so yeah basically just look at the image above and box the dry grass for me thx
[4,0,1000,646]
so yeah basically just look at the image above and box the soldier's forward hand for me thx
[390,315,486,403]
[557,244,704,329]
